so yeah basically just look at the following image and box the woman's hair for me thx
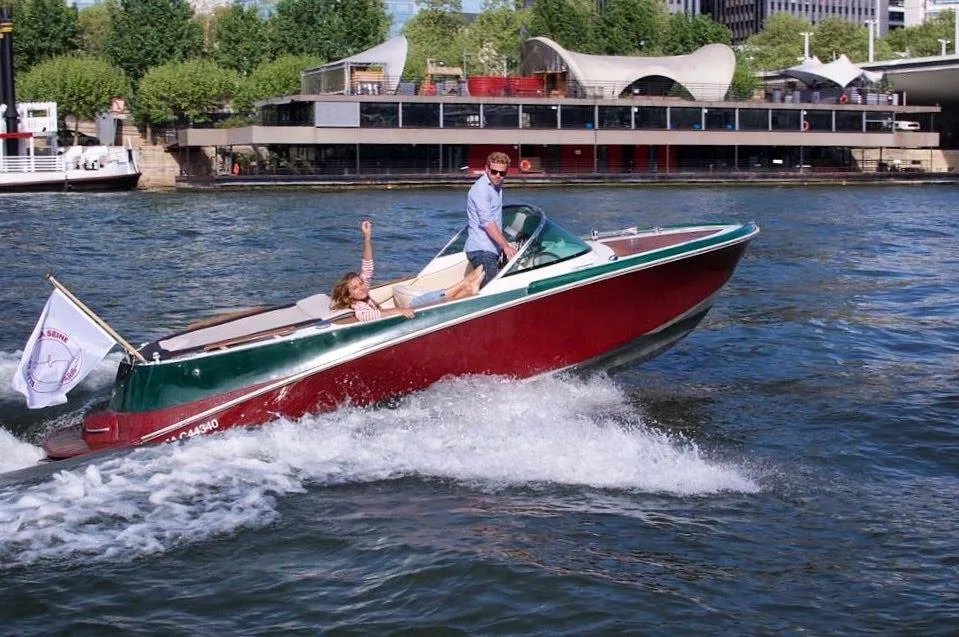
[330,272,361,310]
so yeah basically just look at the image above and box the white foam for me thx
[0,429,44,474]
[0,374,759,568]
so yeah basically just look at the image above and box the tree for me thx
[78,2,112,58]
[596,0,666,55]
[884,10,955,58]
[134,59,240,128]
[194,6,232,56]
[233,54,321,115]
[461,0,528,75]
[743,13,813,71]
[338,0,390,59]
[213,3,267,75]
[105,0,204,83]
[10,0,81,73]
[662,13,731,55]
[267,0,387,62]
[728,51,759,100]
[402,4,468,79]
[527,0,596,53]
[17,56,128,141]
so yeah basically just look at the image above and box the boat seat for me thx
[159,293,352,353]
[392,284,423,309]
[390,258,478,309]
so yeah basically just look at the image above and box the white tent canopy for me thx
[783,54,883,88]
[518,37,736,101]
[301,36,408,95]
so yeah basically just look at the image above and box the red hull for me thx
[44,241,747,459]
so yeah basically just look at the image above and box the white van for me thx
[894,121,920,131]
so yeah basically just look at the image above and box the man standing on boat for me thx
[465,151,517,288]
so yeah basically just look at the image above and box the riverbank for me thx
[173,170,959,190]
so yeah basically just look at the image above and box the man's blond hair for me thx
[487,151,511,166]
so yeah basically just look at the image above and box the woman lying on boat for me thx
[330,220,485,321]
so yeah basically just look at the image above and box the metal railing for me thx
[0,155,64,173]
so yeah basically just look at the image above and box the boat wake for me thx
[0,373,759,569]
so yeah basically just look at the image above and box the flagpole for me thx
[45,273,148,363]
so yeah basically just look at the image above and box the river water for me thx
[0,186,956,634]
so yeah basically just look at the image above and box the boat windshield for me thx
[505,218,590,276]
[433,204,589,276]
[436,204,544,258]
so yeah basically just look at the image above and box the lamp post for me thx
[801,32,813,60]
[938,38,950,56]
[865,20,875,63]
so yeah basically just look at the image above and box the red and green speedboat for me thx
[42,205,759,460]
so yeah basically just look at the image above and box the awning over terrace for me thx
[518,37,736,101]
[301,36,408,95]
[782,54,884,88]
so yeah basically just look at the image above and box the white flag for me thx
[11,289,117,409]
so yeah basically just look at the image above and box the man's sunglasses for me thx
[488,167,508,176]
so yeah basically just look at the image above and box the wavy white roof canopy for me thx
[304,36,408,94]
[783,54,883,88]
[518,37,736,101]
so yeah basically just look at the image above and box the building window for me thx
[863,111,891,132]
[402,102,440,127]
[771,109,801,130]
[671,107,703,130]
[483,103,519,128]
[561,105,595,129]
[739,108,769,130]
[705,108,737,130]
[598,106,632,129]
[360,102,399,127]
[804,109,832,131]
[443,103,481,128]
[634,107,667,129]
[522,104,558,128]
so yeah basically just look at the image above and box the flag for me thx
[11,289,117,409]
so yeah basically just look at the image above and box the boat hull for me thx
[44,238,750,460]
[0,170,140,192]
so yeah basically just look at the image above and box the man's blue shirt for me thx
[465,173,503,254]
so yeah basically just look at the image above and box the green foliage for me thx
[194,7,229,55]
[267,0,388,62]
[744,13,813,70]
[810,17,862,61]
[10,0,81,73]
[338,0,391,57]
[728,51,760,100]
[134,58,240,126]
[105,0,204,82]
[461,2,528,74]
[17,55,127,133]
[527,0,597,53]
[212,4,267,75]
[884,10,955,57]
[596,0,666,55]
[401,6,468,79]
[233,54,321,115]
[662,13,731,55]
[78,2,112,58]
[806,17,890,63]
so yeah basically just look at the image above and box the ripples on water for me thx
[0,187,956,634]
